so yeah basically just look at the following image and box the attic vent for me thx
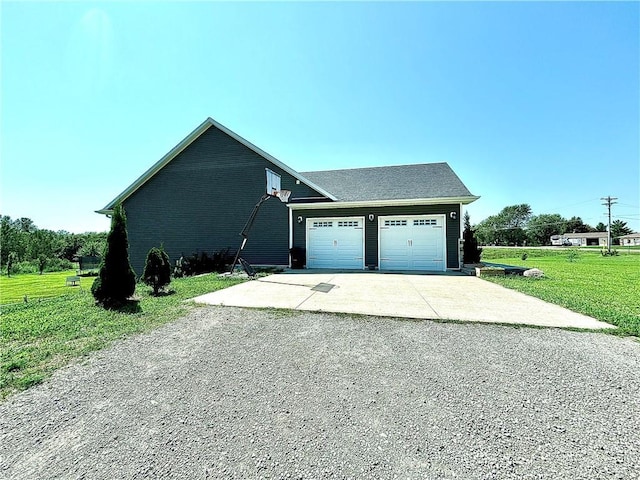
[312,221,333,228]
[414,219,437,226]
[384,220,407,227]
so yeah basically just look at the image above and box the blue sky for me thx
[2,1,638,233]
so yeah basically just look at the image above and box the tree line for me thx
[473,204,633,246]
[0,215,107,275]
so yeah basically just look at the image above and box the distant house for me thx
[97,117,479,274]
[550,232,609,247]
[618,233,640,246]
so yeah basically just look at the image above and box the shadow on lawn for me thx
[96,298,142,314]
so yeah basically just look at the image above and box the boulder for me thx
[523,268,544,278]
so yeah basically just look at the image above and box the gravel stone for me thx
[1,306,639,479]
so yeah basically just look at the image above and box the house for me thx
[97,118,479,274]
[618,233,640,246]
[550,232,609,247]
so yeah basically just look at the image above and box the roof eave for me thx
[287,196,481,209]
[97,117,338,214]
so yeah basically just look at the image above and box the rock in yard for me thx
[524,268,544,278]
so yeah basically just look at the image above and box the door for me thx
[306,217,365,269]
[379,215,446,271]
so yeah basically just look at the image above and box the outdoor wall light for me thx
[368,214,375,221]
[297,216,303,224]
[450,212,457,220]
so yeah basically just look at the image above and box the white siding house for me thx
[618,233,640,246]
[550,232,609,246]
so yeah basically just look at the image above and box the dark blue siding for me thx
[122,125,324,275]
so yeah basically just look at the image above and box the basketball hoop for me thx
[266,169,292,203]
[229,170,292,273]
[274,189,291,203]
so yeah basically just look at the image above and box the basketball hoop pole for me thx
[229,166,293,274]
[229,193,271,273]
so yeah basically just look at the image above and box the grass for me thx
[0,274,244,400]
[0,270,90,305]
[480,248,640,337]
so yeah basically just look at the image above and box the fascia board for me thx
[97,117,338,215]
[287,196,481,210]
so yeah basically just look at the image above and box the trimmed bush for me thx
[142,246,171,295]
[462,212,482,264]
[92,204,136,307]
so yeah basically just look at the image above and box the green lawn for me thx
[0,270,89,305]
[0,274,243,400]
[481,248,640,336]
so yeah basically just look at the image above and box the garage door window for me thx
[312,221,333,228]
[384,220,407,226]
[338,220,359,227]
[414,219,436,226]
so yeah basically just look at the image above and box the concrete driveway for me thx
[193,272,614,330]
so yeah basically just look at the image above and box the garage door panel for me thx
[379,216,446,271]
[411,258,443,269]
[307,217,364,269]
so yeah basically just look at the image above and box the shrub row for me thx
[174,249,234,277]
[7,258,75,275]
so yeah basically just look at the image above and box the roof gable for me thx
[97,118,336,213]
[301,163,477,203]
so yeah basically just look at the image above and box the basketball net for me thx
[273,189,292,203]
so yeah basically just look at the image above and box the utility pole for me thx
[601,196,618,253]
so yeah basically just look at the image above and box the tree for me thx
[6,252,17,277]
[142,246,171,295]
[526,214,567,246]
[16,217,36,233]
[37,254,48,275]
[564,216,593,233]
[595,222,607,232]
[29,229,61,262]
[462,212,482,264]
[611,220,633,245]
[1,216,27,266]
[58,232,83,261]
[475,204,532,245]
[78,240,105,257]
[92,204,136,307]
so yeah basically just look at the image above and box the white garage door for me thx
[379,215,446,271]
[307,217,364,269]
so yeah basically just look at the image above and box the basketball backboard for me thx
[266,168,281,196]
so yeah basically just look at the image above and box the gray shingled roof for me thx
[301,162,475,202]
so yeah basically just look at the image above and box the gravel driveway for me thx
[1,306,639,479]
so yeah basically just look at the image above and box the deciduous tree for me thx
[526,213,567,246]
[564,216,593,233]
[475,204,532,245]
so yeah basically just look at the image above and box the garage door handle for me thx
[333,240,338,247]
